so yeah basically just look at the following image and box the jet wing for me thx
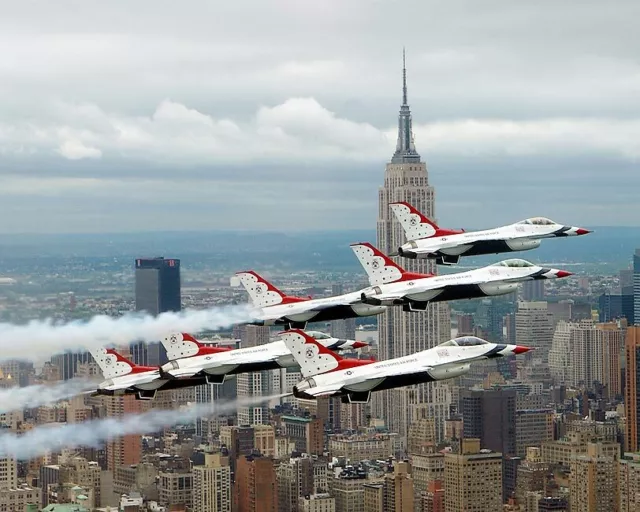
[368,363,433,379]
[306,365,433,397]
[254,297,358,320]
[304,296,361,312]
[300,383,345,398]
[167,350,277,378]
[99,372,162,390]
[357,293,407,306]
[423,232,523,252]
[307,302,357,312]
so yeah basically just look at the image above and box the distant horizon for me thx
[0,224,638,238]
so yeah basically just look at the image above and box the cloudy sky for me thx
[0,0,638,233]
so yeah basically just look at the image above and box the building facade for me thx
[132,256,181,365]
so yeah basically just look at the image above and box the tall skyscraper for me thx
[633,249,640,325]
[0,457,17,490]
[598,291,634,325]
[522,280,545,301]
[515,301,555,361]
[460,388,517,458]
[236,326,272,425]
[234,455,277,512]
[443,438,503,511]
[619,452,640,512]
[625,326,640,452]
[51,352,91,381]
[192,453,231,512]
[132,257,181,365]
[376,50,449,442]
[106,395,144,471]
[569,443,619,511]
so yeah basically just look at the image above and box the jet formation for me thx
[90,201,589,402]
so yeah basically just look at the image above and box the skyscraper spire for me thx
[402,47,408,106]
[392,48,420,164]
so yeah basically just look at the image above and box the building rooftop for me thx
[281,415,313,423]
[41,505,88,512]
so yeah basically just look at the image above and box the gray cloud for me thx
[0,0,638,233]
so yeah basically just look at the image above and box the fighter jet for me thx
[350,242,572,312]
[281,329,532,404]
[90,347,212,400]
[235,270,387,329]
[389,201,591,265]
[158,330,368,383]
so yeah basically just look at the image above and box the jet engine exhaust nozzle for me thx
[397,247,417,259]
[292,385,315,401]
[360,293,382,306]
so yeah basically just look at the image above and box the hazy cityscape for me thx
[2,2,640,512]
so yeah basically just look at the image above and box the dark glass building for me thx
[131,257,181,366]
[135,257,181,315]
[598,292,634,325]
[51,352,91,381]
[460,388,517,502]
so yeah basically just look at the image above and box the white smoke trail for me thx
[0,379,98,414]
[0,304,257,363]
[0,394,286,459]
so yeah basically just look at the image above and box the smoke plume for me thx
[0,394,285,459]
[0,304,257,363]
[0,379,97,414]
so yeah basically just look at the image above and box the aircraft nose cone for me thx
[513,346,532,354]
[576,228,591,235]
[352,341,368,349]
[556,270,573,278]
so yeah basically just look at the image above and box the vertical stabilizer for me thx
[91,348,154,379]
[280,329,343,378]
[235,270,308,308]
[161,332,232,360]
[389,202,439,240]
[350,242,431,285]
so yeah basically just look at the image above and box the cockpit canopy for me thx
[438,336,490,347]
[305,331,331,340]
[517,217,556,226]
[491,258,536,268]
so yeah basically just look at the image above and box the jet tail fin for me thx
[390,202,464,241]
[280,329,373,378]
[90,348,156,379]
[161,332,232,360]
[235,270,309,308]
[350,242,432,285]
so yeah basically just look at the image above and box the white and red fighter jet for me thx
[350,242,573,312]
[389,201,591,265]
[281,329,532,404]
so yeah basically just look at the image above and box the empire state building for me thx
[375,51,451,443]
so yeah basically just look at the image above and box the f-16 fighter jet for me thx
[389,201,591,265]
[350,242,572,312]
[235,270,387,329]
[158,330,368,383]
[90,347,216,400]
[281,329,532,404]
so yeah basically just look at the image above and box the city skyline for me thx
[0,2,639,511]
[0,1,639,234]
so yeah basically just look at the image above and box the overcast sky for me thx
[0,0,638,234]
